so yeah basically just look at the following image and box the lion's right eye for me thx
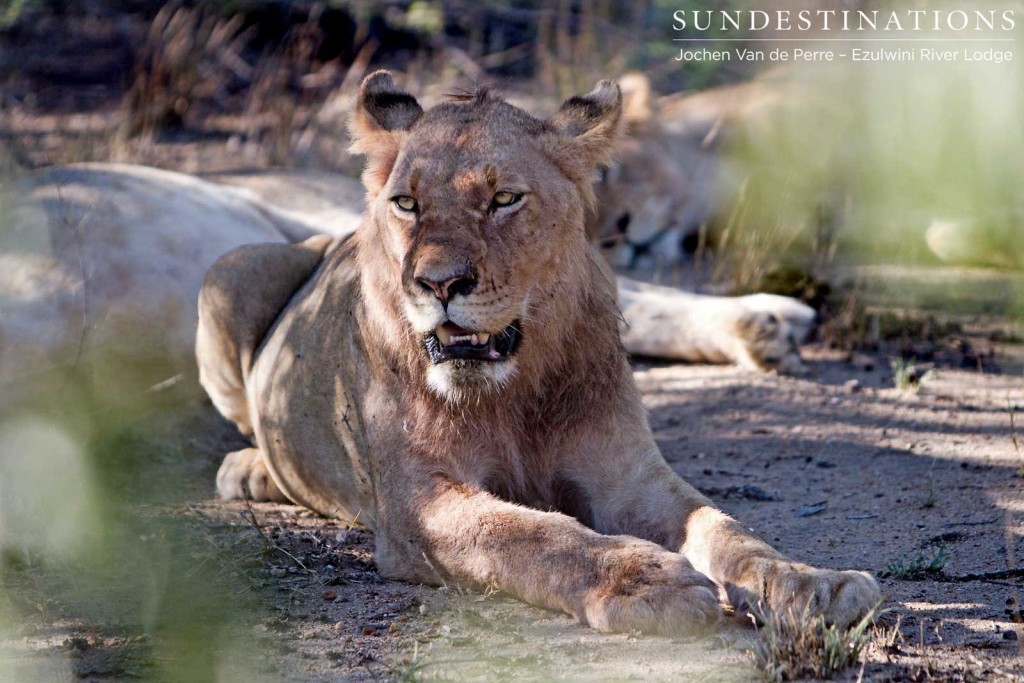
[491,191,523,209]
[393,196,417,212]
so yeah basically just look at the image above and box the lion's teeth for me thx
[435,328,492,347]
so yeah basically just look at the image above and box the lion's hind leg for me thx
[196,235,331,503]
[196,235,330,434]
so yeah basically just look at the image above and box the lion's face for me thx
[349,72,622,401]
[382,104,571,396]
[592,133,693,269]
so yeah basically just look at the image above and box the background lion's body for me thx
[0,164,316,403]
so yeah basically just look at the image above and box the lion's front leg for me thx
[377,477,721,636]
[584,455,881,629]
[681,506,881,628]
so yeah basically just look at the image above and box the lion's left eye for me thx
[393,196,417,212]
[491,191,522,209]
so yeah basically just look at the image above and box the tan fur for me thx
[196,72,880,635]
[591,72,731,269]
[0,160,809,419]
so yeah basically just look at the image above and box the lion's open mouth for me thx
[424,321,522,364]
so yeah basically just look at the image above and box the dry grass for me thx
[890,357,936,394]
[747,606,880,682]
[119,5,251,139]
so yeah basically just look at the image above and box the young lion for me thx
[197,71,880,635]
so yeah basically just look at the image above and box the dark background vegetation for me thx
[0,0,756,171]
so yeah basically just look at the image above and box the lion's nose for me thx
[415,270,477,305]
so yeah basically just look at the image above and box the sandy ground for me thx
[3,341,1021,682]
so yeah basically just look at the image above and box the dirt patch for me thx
[639,346,1024,681]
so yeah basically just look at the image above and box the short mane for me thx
[444,84,498,104]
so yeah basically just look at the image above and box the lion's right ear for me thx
[546,80,623,171]
[348,70,423,194]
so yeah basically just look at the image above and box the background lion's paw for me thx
[756,563,882,630]
[583,543,722,636]
[732,295,817,374]
[740,294,817,342]
[216,448,288,502]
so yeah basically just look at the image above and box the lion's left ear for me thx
[546,80,623,170]
[349,70,424,194]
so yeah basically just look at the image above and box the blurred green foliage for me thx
[715,26,1024,318]
[0,368,270,681]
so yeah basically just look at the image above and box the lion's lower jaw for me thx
[425,360,519,403]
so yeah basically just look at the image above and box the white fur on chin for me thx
[426,360,518,403]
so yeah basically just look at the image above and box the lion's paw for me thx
[583,542,722,636]
[733,562,882,630]
[733,295,816,374]
[216,448,288,502]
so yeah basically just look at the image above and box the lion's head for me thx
[349,71,623,402]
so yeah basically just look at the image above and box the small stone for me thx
[269,567,287,578]
[850,353,875,371]
[418,604,428,616]
[322,590,337,601]
[362,626,376,636]
[1003,630,1019,641]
